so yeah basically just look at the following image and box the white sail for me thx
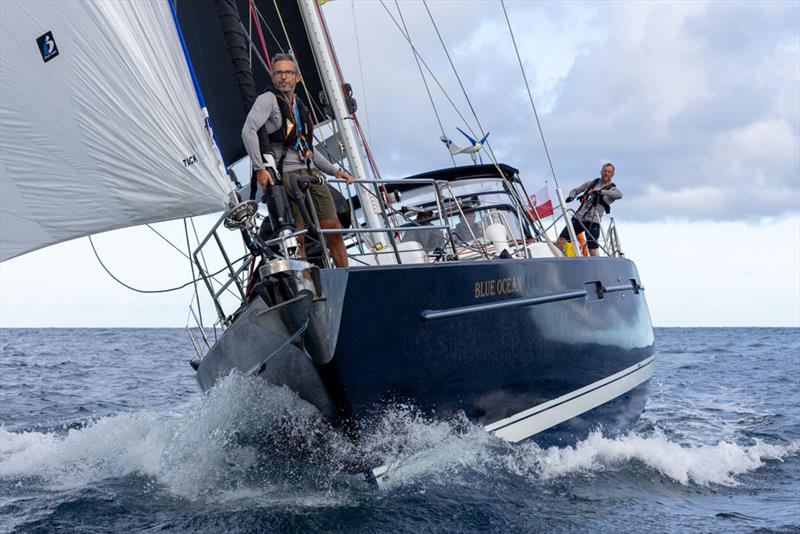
[0,0,233,262]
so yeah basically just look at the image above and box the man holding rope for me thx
[556,163,622,257]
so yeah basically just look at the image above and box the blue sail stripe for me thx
[167,0,205,109]
[167,0,231,172]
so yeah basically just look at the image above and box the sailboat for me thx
[1,0,654,482]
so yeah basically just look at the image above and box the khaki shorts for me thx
[284,168,337,226]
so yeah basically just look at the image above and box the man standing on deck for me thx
[556,163,622,257]
[242,53,354,267]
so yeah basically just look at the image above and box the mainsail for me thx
[175,0,328,167]
[0,1,233,262]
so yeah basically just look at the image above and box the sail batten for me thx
[0,0,233,262]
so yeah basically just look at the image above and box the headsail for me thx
[0,0,233,262]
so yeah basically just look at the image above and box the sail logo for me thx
[183,154,198,167]
[36,31,59,63]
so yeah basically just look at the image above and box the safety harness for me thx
[578,178,616,214]
[267,89,314,177]
[250,90,315,201]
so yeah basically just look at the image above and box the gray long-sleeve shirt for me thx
[241,91,339,176]
[569,178,623,224]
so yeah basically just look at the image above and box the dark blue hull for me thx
[316,256,655,445]
[196,255,654,448]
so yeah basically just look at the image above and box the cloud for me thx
[537,1,800,220]
[324,0,799,221]
[618,117,800,220]
[706,118,798,186]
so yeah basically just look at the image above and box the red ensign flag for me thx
[530,185,554,218]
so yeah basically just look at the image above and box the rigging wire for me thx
[376,1,488,158]
[270,0,326,127]
[394,0,456,167]
[351,0,374,149]
[238,19,272,74]
[248,0,252,69]
[145,221,241,301]
[253,2,289,53]
[421,0,497,163]
[379,1,511,183]
[183,217,203,327]
[248,0,272,73]
[500,0,560,188]
[145,223,189,259]
[311,0,401,230]
[87,235,246,295]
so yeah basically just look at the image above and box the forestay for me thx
[0,0,233,262]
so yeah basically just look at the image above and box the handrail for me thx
[538,204,623,258]
[329,177,441,186]
[334,176,546,263]
[504,178,533,258]
[441,181,490,259]
[319,225,451,234]
[189,175,629,336]
[568,213,613,257]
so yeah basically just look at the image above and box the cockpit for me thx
[339,164,552,265]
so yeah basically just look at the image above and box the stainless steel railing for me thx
[190,174,627,342]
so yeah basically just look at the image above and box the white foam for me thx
[154,373,350,500]
[0,412,172,488]
[506,430,800,486]
[358,411,800,488]
[2,375,798,498]
[357,406,499,488]
[0,373,352,503]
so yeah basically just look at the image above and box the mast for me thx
[296,0,387,249]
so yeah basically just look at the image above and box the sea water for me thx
[1,328,798,532]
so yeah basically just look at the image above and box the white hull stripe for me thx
[371,357,654,484]
[485,356,655,443]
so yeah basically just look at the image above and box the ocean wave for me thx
[364,417,800,489]
[0,411,170,488]
[505,430,800,486]
[2,373,798,500]
[0,373,356,503]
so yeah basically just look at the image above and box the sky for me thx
[0,0,798,327]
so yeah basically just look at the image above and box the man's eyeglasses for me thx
[274,70,298,78]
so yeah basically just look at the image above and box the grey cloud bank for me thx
[326,1,799,222]
[2,1,797,328]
